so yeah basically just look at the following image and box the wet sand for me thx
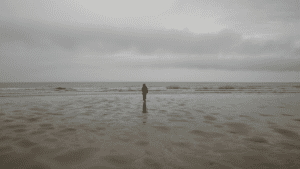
[1,93,300,169]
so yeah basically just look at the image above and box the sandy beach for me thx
[1,93,300,169]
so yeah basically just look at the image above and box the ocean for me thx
[1,82,300,96]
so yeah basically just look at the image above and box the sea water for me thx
[1,82,300,96]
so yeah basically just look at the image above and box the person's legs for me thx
[143,94,146,101]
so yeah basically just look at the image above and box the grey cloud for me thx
[262,0,300,22]
[0,18,242,55]
[1,18,300,72]
[231,37,299,56]
[211,0,300,24]
[125,57,300,72]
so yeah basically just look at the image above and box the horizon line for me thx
[1,81,299,83]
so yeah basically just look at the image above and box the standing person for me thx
[142,84,148,102]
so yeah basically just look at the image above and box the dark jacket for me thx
[142,86,148,94]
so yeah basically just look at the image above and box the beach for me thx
[1,92,300,168]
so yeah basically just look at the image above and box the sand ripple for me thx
[16,139,38,148]
[52,148,98,166]
[0,93,300,168]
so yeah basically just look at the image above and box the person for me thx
[142,84,148,102]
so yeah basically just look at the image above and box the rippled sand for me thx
[1,93,300,169]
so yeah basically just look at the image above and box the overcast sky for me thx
[1,0,300,82]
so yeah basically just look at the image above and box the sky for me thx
[1,0,300,82]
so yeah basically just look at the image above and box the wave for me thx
[54,87,77,91]
[166,85,190,89]
[1,85,300,95]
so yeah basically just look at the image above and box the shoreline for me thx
[1,90,299,97]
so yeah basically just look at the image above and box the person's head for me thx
[143,84,146,87]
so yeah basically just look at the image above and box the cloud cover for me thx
[1,0,300,82]
[180,0,300,23]
[1,17,300,73]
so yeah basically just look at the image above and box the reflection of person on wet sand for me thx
[143,102,148,124]
[142,114,148,124]
[143,102,147,113]
[142,84,148,102]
